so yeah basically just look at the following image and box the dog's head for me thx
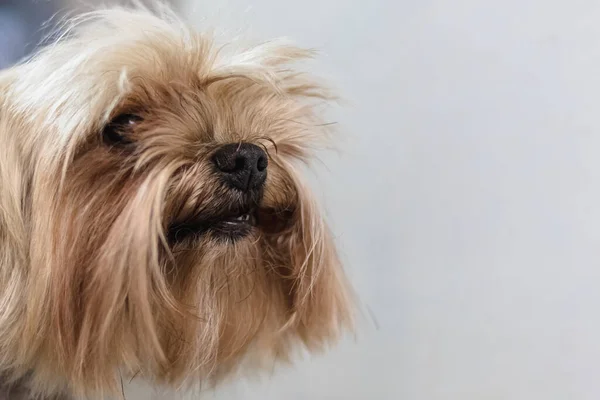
[0,6,352,397]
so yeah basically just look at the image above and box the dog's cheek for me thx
[262,179,354,350]
[261,158,297,210]
[27,154,181,394]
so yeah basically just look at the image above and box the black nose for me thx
[213,143,268,191]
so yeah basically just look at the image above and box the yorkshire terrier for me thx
[0,4,353,400]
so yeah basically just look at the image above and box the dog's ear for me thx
[0,67,34,385]
[0,68,24,241]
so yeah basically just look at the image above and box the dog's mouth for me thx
[212,209,258,237]
[167,208,258,244]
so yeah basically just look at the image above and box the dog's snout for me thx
[213,143,268,191]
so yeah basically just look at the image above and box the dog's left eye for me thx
[102,114,141,145]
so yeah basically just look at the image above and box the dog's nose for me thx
[213,143,268,191]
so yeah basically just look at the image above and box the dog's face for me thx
[0,7,352,398]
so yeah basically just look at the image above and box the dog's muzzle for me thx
[167,143,268,244]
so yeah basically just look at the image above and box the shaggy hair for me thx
[0,4,353,399]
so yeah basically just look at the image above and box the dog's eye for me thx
[102,114,141,145]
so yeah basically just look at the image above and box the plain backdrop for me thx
[5,0,600,399]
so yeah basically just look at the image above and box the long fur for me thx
[0,4,353,399]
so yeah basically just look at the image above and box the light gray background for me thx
[5,0,600,399]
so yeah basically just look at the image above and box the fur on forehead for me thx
[6,5,333,162]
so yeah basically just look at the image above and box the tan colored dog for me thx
[0,5,352,399]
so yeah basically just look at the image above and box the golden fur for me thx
[0,4,352,399]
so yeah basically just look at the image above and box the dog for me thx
[0,4,353,399]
